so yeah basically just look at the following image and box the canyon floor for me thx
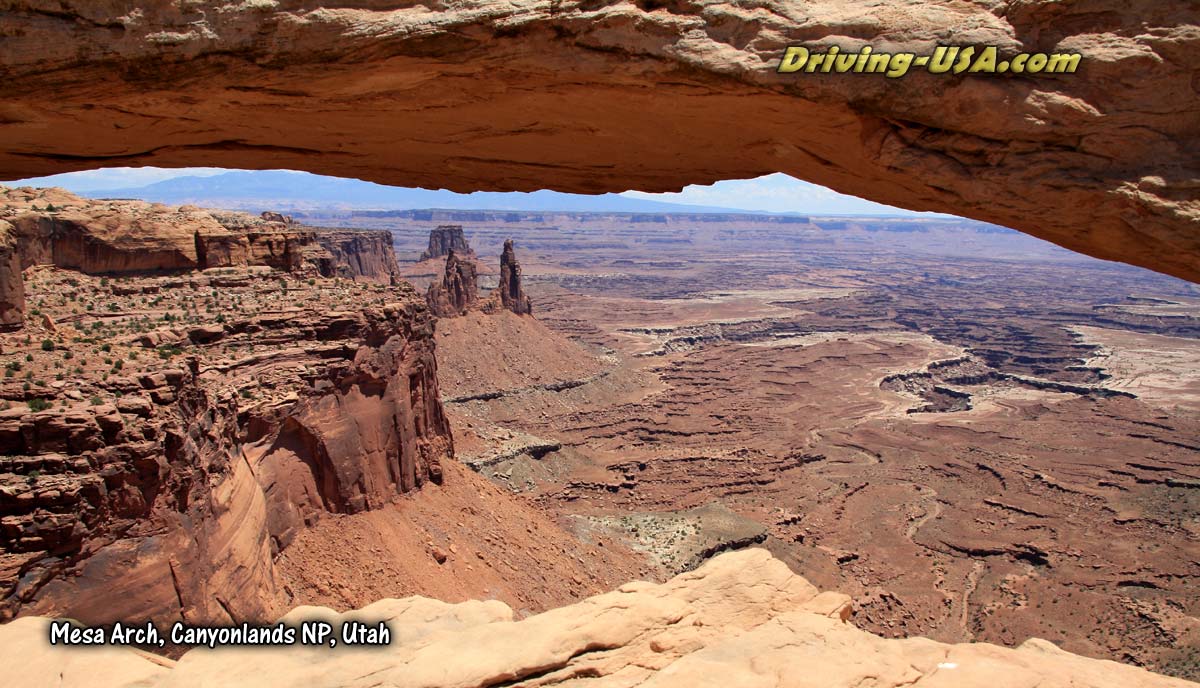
[364,212,1200,680]
[2,198,1198,683]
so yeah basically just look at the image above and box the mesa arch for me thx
[0,1,1196,281]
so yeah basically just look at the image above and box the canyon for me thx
[0,1,1197,684]
[389,211,1200,680]
[0,187,1197,685]
[0,187,648,650]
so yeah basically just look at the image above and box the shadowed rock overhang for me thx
[0,1,1196,281]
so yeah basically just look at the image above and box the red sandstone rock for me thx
[420,225,473,262]
[3,549,1194,688]
[482,240,532,316]
[0,222,22,331]
[260,211,293,225]
[0,275,453,639]
[0,187,403,327]
[426,249,481,318]
[0,3,1195,281]
[313,230,401,285]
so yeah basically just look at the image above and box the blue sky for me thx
[6,167,932,216]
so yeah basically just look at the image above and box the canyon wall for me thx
[0,222,23,330]
[314,230,401,284]
[426,249,481,318]
[0,2,1195,281]
[0,296,452,631]
[420,225,473,262]
[0,187,403,326]
[0,188,454,634]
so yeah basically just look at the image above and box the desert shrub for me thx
[157,346,182,359]
[26,398,50,412]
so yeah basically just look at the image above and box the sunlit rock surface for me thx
[0,1,1195,281]
[4,549,1196,688]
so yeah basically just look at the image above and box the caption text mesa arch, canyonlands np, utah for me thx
[0,1,1198,687]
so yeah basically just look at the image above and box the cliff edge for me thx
[3,548,1194,688]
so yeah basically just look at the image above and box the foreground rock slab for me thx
[4,549,1194,688]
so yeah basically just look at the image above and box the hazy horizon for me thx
[3,167,953,218]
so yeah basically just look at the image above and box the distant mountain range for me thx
[82,170,774,215]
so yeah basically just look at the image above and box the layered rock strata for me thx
[0,296,451,629]
[0,293,452,630]
[4,548,1195,688]
[0,187,402,326]
[426,249,481,318]
[420,225,473,262]
[0,2,1195,282]
[313,230,401,284]
[482,240,533,316]
[0,221,22,330]
[0,195,453,636]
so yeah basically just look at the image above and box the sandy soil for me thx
[275,461,650,617]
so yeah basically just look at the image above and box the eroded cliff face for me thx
[313,230,401,284]
[482,240,533,316]
[420,225,474,263]
[0,366,287,628]
[0,187,303,276]
[0,187,405,325]
[0,297,451,630]
[0,189,454,636]
[426,249,481,318]
[0,2,1195,281]
[0,222,23,330]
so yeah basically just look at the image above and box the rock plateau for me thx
[420,226,474,263]
[0,187,451,638]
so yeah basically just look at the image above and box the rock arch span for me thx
[0,1,1196,280]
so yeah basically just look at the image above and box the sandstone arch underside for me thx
[0,1,1196,281]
